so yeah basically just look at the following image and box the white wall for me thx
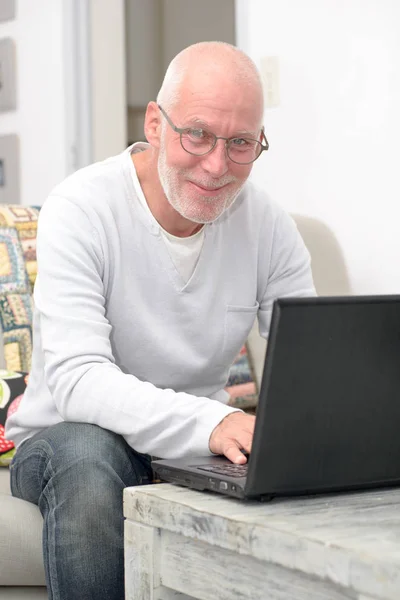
[236,0,400,294]
[0,0,70,205]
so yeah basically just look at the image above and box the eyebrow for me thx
[186,118,258,138]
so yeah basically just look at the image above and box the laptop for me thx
[152,295,400,501]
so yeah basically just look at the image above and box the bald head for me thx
[156,42,264,120]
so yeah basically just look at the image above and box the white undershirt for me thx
[130,144,204,283]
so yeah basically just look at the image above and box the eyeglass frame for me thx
[157,104,269,165]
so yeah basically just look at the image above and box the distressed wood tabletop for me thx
[124,483,400,600]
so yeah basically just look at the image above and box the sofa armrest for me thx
[246,318,267,391]
[0,468,10,495]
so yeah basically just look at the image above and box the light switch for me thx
[0,38,16,112]
[260,56,280,109]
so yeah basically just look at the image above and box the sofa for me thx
[0,204,350,599]
[0,205,47,598]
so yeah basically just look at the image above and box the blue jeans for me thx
[10,422,153,600]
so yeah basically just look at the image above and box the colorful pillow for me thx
[0,322,5,369]
[0,370,27,466]
[0,205,39,466]
[225,344,258,413]
[0,205,39,374]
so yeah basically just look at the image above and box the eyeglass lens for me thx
[180,130,262,164]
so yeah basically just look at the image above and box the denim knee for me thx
[45,422,150,481]
[10,422,152,505]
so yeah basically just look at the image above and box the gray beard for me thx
[157,150,243,224]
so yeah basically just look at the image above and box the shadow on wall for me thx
[291,214,352,296]
[248,214,352,389]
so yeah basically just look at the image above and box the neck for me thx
[132,150,203,238]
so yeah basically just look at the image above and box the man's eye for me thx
[187,128,206,140]
[231,138,248,147]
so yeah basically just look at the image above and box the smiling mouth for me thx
[189,181,228,193]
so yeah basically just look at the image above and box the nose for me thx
[200,139,229,178]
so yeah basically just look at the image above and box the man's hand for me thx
[209,412,256,464]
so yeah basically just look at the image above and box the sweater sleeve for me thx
[35,197,239,459]
[258,209,316,339]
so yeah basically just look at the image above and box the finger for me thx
[223,441,247,464]
[238,434,253,456]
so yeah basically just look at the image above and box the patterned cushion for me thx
[0,322,5,369]
[0,205,39,465]
[0,205,39,374]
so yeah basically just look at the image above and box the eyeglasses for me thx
[158,104,269,165]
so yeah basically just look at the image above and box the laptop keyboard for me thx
[196,463,248,477]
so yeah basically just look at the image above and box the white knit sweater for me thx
[6,147,315,458]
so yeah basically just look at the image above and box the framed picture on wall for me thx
[0,0,16,23]
[0,38,16,112]
[0,134,19,204]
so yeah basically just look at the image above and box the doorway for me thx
[125,0,236,143]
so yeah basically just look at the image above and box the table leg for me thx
[125,520,192,600]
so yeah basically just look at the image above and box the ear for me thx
[144,102,162,148]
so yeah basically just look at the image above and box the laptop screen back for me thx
[246,296,400,498]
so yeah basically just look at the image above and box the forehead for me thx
[172,70,263,135]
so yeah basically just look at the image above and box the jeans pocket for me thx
[8,438,50,504]
[9,440,28,498]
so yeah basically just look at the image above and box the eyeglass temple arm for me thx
[157,104,179,132]
[261,127,269,151]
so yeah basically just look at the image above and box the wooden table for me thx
[123,483,400,600]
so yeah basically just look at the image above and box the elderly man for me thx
[6,42,314,599]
